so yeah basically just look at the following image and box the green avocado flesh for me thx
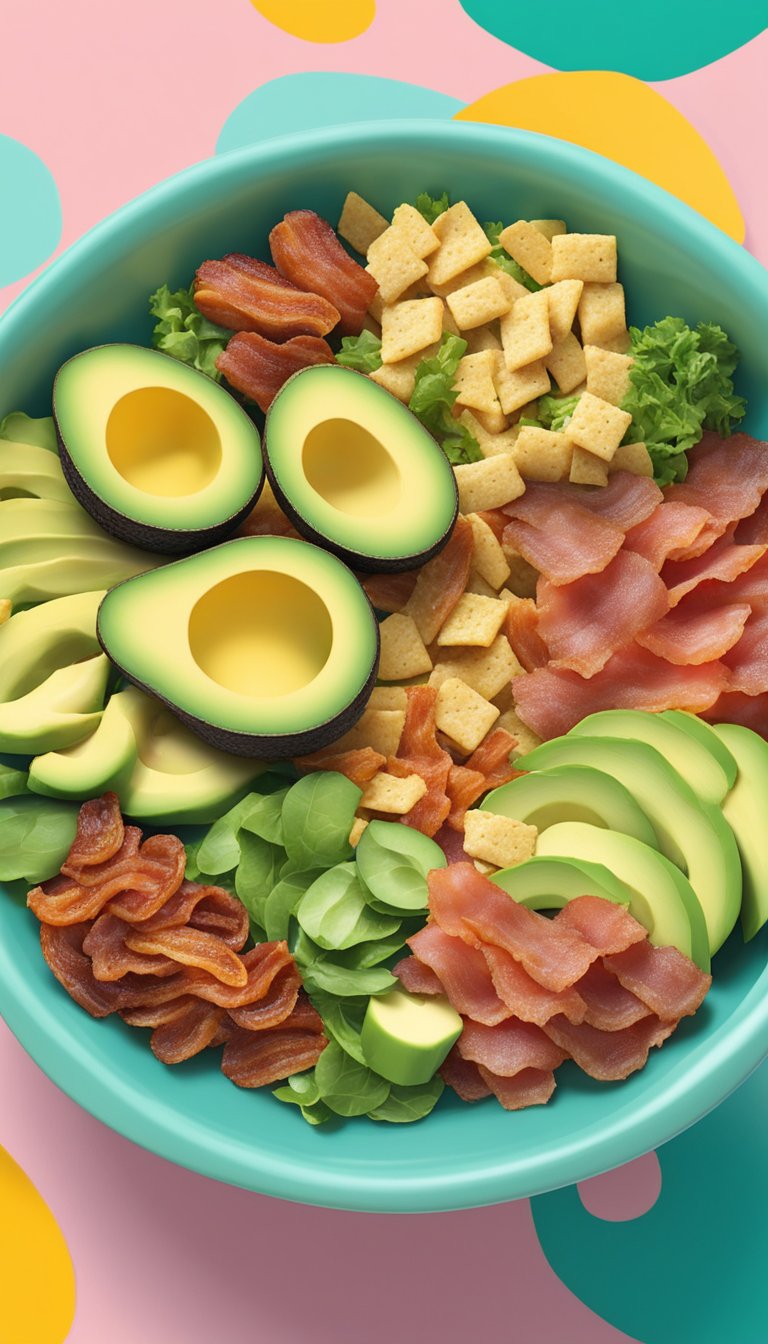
[28,685,267,821]
[361,987,462,1086]
[519,734,741,955]
[571,709,731,805]
[54,344,264,553]
[662,710,738,790]
[535,822,710,971]
[711,723,768,941]
[491,854,635,909]
[265,365,458,572]
[0,439,73,501]
[482,765,658,847]
[97,535,380,757]
[0,590,109,752]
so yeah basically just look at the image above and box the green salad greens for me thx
[190,772,447,1126]
[413,191,450,225]
[482,220,541,292]
[148,283,229,382]
[0,766,79,883]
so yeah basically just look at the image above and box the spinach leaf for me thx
[314,1040,390,1116]
[240,788,289,846]
[297,863,400,950]
[303,960,396,998]
[281,773,361,872]
[368,1076,444,1123]
[356,822,445,912]
[330,924,412,969]
[234,831,283,928]
[290,926,324,968]
[263,868,320,942]
[0,797,79,883]
[273,1070,321,1107]
[195,795,254,876]
[0,765,29,801]
[308,992,368,1065]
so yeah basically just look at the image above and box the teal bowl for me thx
[1,122,767,1212]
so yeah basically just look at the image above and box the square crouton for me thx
[442,305,461,337]
[337,191,389,255]
[435,676,500,754]
[391,202,440,258]
[546,279,584,342]
[429,634,523,700]
[368,685,408,711]
[492,353,551,416]
[367,229,428,305]
[427,258,497,300]
[584,344,634,406]
[495,707,543,757]
[437,593,509,647]
[460,410,521,459]
[578,282,627,348]
[454,350,503,414]
[369,348,425,403]
[501,549,539,598]
[551,233,618,284]
[463,810,537,869]
[361,771,427,814]
[499,220,553,286]
[566,390,632,461]
[513,425,573,481]
[473,405,509,435]
[465,569,498,598]
[428,202,493,289]
[378,613,433,681]
[545,332,587,395]
[453,453,526,513]
[500,290,552,372]
[381,298,444,364]
[349,816,369,847]
[467,512,511,589]
[530,219,567,241]
[447,275,511,331]
[610,442,654,476]
[466,324,502,354]
[332,707,405,758]
[494,268,531,306]
[570,446,609,486]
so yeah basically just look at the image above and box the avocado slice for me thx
[55,344,264,554]
[710,723,768,941]
[491,854,635,908]
[535,822,710,970]
[0,655,109,753]
[570,709,731,805]
[0,439,73,501]
[520,735,741,955]
[97,535,379,757]
[662,710,738,790]
[361,987,462,1086]
[265,365,458,572]
[481,765,658,846]
[29,690,137,799]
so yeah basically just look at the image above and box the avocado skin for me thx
[265,456,457,575]
[96,605,381,759]
[56,423,264,556]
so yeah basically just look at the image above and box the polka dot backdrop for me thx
[0,4,766,1341]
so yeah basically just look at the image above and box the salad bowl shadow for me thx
[1,120,768,1213]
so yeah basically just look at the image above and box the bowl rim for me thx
[1,118,768,1213]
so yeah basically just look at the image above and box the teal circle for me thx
[1,122,768,1210]
[217,73,463,155]
[0,135,61,286]
[459,0,766,80]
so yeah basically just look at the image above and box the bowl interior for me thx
[1,121,767,1212]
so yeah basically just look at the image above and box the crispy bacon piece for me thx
[703,690,768,734]
[440,1046,492,1101]
[735,493,768,545]
[478,1065,557,1110]
[228,961,301,1031]
[603,942,711,1021]
[407,925,511,1026]
[573,961,651,1032]
[625,501,712,570]
[280,990,325,1034]
[723,609,768,695]
[62,825,141,887]
[269,209,378,336]
[393,954,445,995]
[217,331,334,413]
[445,764,487,831]
[637,601,752,666]
[107,835,188,922]
[402,516,474,645]
[40,922,120,1018]
[82,913,176,981]
[555,895,647,957]
[140,880,250,951]
[221,1027,327,1088]
[457,1018,566,1076]
[502,493,624,586]
[64,792,124,868]
[666,433,768,558]
[124,927,249,988]
[505,597,549,672]
[387,686,453,837]
[542,1013,675,1081]
[150,1000,227,1065]
[179,942,295,1009]
[481,944,587,1026]
[120,996,199,1029]
[194,253,339,339]
[360,569,419,614]
[465,729,519,788]
[663,538,767,607]
[295,745,386,789]
[522,472,662,530]
[433,822,472,865]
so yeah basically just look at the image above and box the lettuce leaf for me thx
[408,334,483,464]
[413,191,450,225]
[622,316,746,486]
[483,221,541,292]
[148,283,229,381]
[536,392,580,433]
[336,330,382,373]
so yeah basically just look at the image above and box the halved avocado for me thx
[54,344,264,554]
[711,722,768,941]
[519,734,741,955]
[535,821,710,971]
[97,535,379,757]
[481,765,658,847]
[570,708,731,805]
[264,365,458,572]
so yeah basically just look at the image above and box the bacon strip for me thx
[194,253,339,339]
[478,1065,557,1110]
[603,942,712,1021]
[270,210,378,336]
[555,896,647,956]
[522,472,662,530]
[40,922,120,1018]
[28,830,186,926]
[82,913,175,981]
[294,745,386,789]
[735,493,768,545]
[228,962,301,1031]
[703,690,768,734]
[393,954,445,995]
[360,570,418,614]
[542,1013,675,1081]
[481,943,587,1026]
[124,927,249,987]
[216,331,335,412]
[407,924,511,1025]
[120,996,199,1029]
[403,516,474,645]
[537,550,669,677]
[458,1018,566,1076]
[387,686,453,837]
[64,793,124,868]
[624,501,713,570]
[221,1027,327,1088]
[502,497,624,586]
[505,597,549,672]
[723,609,768,695]
[150,1000,226,1065]
[663,538,767,607]
[445,764,488,832]
[574,961,651,1032]
[637,602,752,666]
[439,1046,492,1101]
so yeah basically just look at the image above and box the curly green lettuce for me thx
[483,221,541,292]
[413,191,450,225]
[148,283,229,381]
[336,329,383,373]
[408,334,482,464]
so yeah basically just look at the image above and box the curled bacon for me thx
[360,570,419,614]
[31,829,186,927]
[269,209,378,336]
[387,686,453,838]
[194,253,340,340]
[228,962,301,1032]
[64,793,124,868]
[40,922,121,1019]
[151,1000,227,1065]
[124,927,249,988]
[294,745,386,789]
[82,913,176,982]
[216,331,334,412]
[221,1027,327,1089]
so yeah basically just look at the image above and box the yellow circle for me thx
[0,1145,75,1344]
[250,0,375,43]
